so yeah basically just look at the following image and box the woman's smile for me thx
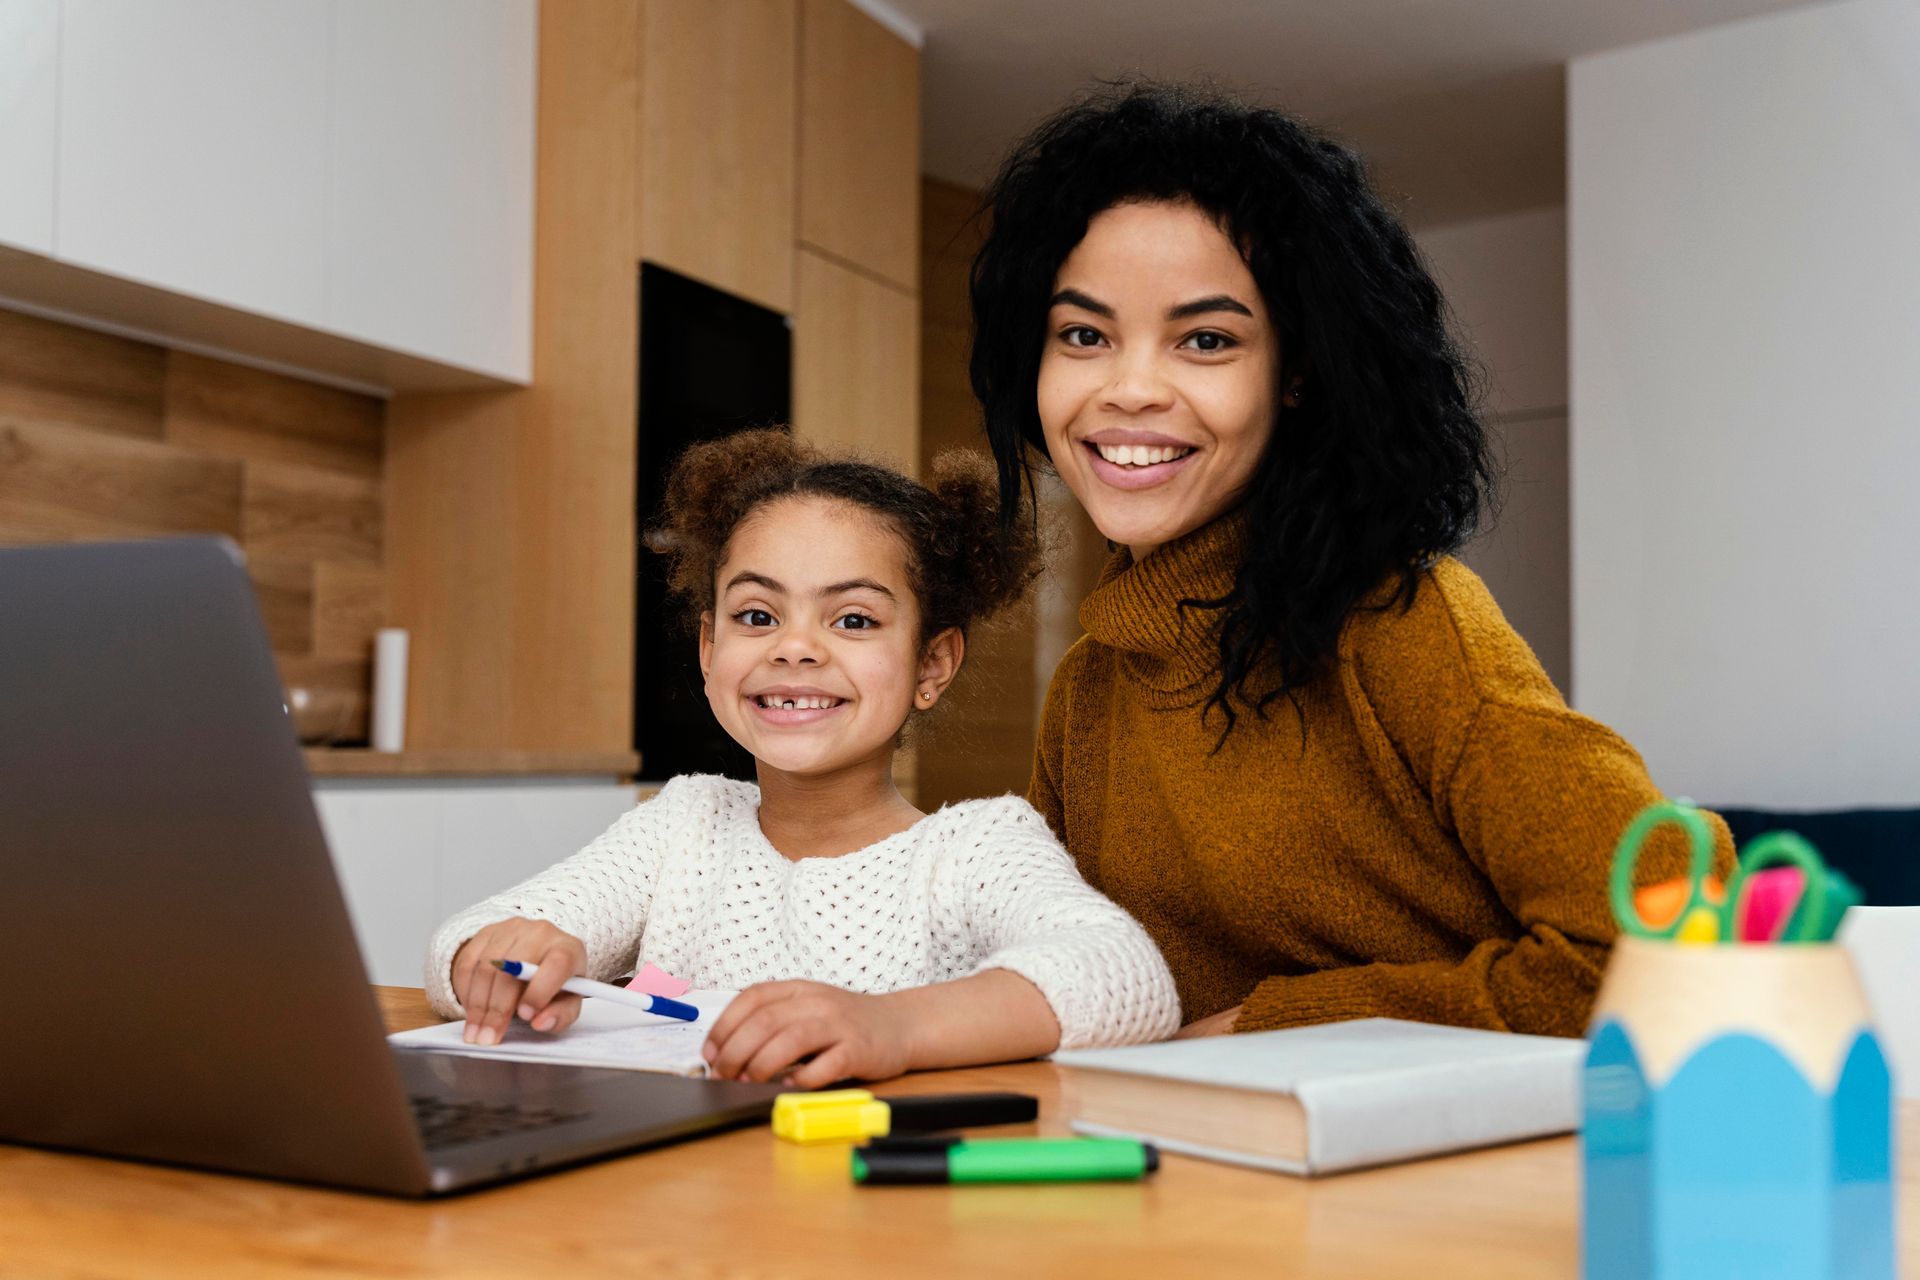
[1080,428,1203,491]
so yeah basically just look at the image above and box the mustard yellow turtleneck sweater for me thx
[1028,517,1734,1038]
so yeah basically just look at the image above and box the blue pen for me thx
[490,959,700,1022]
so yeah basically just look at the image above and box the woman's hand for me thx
[1173,1004,1241,1039]
[451,918,588,1045]
[702,980,916,1088]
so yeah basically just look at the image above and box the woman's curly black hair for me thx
[649,428,1041,647]
[970,81,1496,736]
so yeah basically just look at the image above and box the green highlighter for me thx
[851,1135,1159,1185]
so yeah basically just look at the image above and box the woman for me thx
[970,82,1731,1038]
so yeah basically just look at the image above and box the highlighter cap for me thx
[772,1089,891,1145]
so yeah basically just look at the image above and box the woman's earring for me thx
[1283,379,1305,409]
[919,690,933,702]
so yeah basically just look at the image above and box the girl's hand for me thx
[702,980,916,1088]
[450,918,588,1045]
[1173,1004,1241,1039]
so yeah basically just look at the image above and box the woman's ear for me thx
[913,627,966,710]
[698,612,715,689]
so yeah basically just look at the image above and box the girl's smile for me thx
[747,685,851,724]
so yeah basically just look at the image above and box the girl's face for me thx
[1037,199,1280,559]
[699,496,958,782]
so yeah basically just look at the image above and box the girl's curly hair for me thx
[970,81,1496,737]
[649,428,1041,645]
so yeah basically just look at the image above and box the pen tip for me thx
[490,959,507,971]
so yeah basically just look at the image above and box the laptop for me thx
[0,537,782,1195]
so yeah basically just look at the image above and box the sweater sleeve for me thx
[1240,699,1733,1036]
[422,776,693,1018]
[1239,564,1735,1038]
[947,800,1182,1049]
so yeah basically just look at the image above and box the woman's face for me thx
[1037,199,1280,559]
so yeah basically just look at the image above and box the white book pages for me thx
[388,989,738,1077]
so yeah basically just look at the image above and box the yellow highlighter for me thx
[772,1089,1038,1145]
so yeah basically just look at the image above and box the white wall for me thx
[1416,205,1570,692]
[1569,0,1920,808]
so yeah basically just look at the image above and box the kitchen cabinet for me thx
[314,777,641,987]
[0,0,57,254]
[328,0,536,381]
[640,0,796,313]
[57,0,331,324]
[793,247,918,467]
[798,0,918,291]
[2,0,536,389]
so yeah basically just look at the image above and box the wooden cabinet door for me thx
[640,0,797,313]
[793,247,918,470]
[57,0,330,325]
[798,0,919,292]
[0,0,57,254]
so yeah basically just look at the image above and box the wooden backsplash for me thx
[0,308,386,739]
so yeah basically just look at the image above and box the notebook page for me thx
[388,989,737,1077]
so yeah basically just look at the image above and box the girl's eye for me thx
[1059,325,1105,349]
[834,613,877,631]
[733,608,775,628]
[1180,330,1237,353]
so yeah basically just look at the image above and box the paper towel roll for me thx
[372,628,409,752]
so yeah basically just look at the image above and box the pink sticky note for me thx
[625,962,692,998]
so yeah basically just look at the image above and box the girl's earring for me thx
[919,690,933,702]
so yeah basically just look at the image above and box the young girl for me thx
[425,429,1179,1086]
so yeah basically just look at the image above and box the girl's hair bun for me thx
[650,427,812,607]
[926,449,1043,625]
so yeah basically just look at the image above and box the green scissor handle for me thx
[1724,830,1861,943]
[1609,799,1720,940]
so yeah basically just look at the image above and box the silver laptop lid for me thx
[0,538,430,1193]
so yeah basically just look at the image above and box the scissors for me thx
[1609,798,1725,942]
[1725,831,1862,944]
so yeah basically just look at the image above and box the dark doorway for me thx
[635,263,791,781]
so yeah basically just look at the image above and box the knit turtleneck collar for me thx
[1078,513,1246,701]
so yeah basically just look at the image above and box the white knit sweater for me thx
[425,775,1181,1050]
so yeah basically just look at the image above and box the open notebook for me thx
[389,990,738,1078]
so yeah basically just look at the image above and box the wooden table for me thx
[3,988,1915,1279]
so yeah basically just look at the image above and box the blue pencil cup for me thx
[1582,938,1895,1279]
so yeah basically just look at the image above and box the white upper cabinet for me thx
[327,0,535,381]
[0,0,58,255]
[0,0,536,388]
[57,0,331,324]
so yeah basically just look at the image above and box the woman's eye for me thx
[734,608,775,628]
[1181,330,1237,353]
[1060,325,1104,349]
[834,613,877,631]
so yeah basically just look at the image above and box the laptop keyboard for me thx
[410,1095,591,1150]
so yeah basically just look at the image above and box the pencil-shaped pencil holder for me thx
[1582,937,1894,1279]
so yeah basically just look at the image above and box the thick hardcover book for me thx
[1054,1018,1584,1176]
